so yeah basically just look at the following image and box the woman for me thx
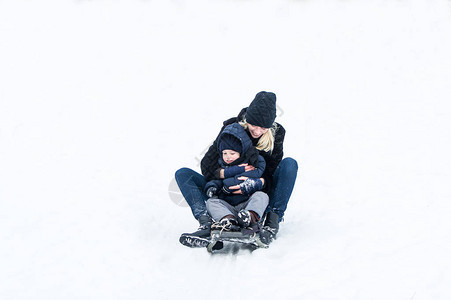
[175,91,298,248]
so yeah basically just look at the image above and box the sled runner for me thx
[207,229,268,253]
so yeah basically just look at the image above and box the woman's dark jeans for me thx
[175,157,298,222]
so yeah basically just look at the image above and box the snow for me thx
[1,0,451,299]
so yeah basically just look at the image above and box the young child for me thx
[205,123,269,231]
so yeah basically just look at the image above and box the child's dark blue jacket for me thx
[204,123,266,206]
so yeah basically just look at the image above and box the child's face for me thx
[222,149,240,164]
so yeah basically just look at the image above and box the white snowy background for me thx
[1,0,451,299]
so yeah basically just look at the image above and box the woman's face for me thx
[248,123,269,138]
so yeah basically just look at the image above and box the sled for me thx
[207,229,268,253]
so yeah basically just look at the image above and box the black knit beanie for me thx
[246,91,277,128]
[219,134,242,154]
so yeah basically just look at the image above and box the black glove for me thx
[245,146,260,168]
[206,187,218,198]
[222,185,233,195]
[239,178,263,195]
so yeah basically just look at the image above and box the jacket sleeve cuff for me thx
[214,168,223,179]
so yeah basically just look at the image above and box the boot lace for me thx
[262,225,277,235]
[211,219,236,234]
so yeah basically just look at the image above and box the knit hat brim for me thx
[218,134,242,154]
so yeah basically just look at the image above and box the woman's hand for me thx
[228,176,248,194]
[229,177,264,195]
[229,176,264,195]
[239,163,256,172]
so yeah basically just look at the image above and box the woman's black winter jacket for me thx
[200,108,285,193]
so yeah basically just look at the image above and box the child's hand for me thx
[206,187,218,198]
[239,178,263,195]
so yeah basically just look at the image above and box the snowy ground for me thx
[1,0,451,299]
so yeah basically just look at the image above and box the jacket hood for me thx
[216,123,252,156]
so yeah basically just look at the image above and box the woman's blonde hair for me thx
[239,118,277,153]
